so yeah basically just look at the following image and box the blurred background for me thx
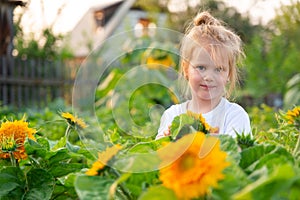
[1,0,300,140]
[1,2,300,199]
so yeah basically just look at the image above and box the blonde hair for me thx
[179,11,244,99]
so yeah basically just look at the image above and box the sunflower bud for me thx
[60,112,87,129]
[0,135,19,153]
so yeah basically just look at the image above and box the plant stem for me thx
[110,169,132,200]
[65,124,71,138]
[9,151,16,167]
[293,131,300,156]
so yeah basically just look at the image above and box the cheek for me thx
[218,74,228,85]
[188,70,202,82]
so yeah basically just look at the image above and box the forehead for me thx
[190,45,230,68]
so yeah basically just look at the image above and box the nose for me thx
[202,70,213,82]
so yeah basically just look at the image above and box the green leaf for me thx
[128,142,156,153]
[232,164,296,200]
[0,167,25,199]
[48,163,84,177]
[218,135,241,163]
[138,185,177,200]
[76,147,95,160]
[113,152,161,173]
[211,161,249,200]
[25,138,48,158]
[210,135,247,199]
[75,175,115,200]
[96,69,123,99]
[236,131,255,150]
[53,173,78,199]
[124,171,159,198]
[48,148,71,165]
[287,176,300,199]
[128,137,170,153]
[23,168,55,200]
[109,173,132,199]
[169,114,195,140]
[36,137,50,150]
[239,144,294,173]
[66,141,81,152]
[52,136,67,151]
[240,144,294,170]
[0,159,11,167]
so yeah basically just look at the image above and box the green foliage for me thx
[162,0,262,44]
[95,65,176,140]
[236,131,255,150]
[241,1,300,106]
[13,2,73,60]
[248,104,278,132]
[1,100,300,200]
[272,0,300,48]
[233,164,299,200]
[75,176,115,200]
[251,107,300,154]
[139,185,177,200]
[0,135,87,199]
[169,112,210,140]
[3,2,300,196]
[284,73,300,109]
[0,99,67,141]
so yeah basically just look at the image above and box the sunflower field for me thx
[2,0,300,198]
[1,30,300,200]
[1,79,300,200]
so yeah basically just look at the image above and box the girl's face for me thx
[185,47,229,102]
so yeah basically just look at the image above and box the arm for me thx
[156,111,173,140]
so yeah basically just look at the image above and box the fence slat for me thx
[1,56,8,105]
[0,56,75,108]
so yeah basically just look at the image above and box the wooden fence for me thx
[0,56,76,108]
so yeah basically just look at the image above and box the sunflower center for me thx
[180,153,195,170]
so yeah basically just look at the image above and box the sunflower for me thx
[285,106,300,126]
[61,112,87,129]
[86,144,122,176]
[0,117,36,160]
[158,132,229,200]
[186,111,215,133]
[146,54,175,69]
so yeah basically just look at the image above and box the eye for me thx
[215,66,224,72]
[195,65,206,71]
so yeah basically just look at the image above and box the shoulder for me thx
[222,98,252,136]
[224,99,248,116]
[223,99,250,123]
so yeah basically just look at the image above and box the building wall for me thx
[67,6,167,58]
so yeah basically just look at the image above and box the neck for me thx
[188,97,222,114]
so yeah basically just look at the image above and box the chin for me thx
[197,93,221,101]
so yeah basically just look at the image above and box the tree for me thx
[241,0,300,107]
[133,0,261,44]
[13,0,73,60]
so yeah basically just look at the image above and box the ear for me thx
[182,60,189,80]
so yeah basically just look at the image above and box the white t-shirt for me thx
[156,97,251,139]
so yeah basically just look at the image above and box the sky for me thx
[15,0,296,35]
[224,0,295,24]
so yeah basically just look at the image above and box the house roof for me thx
[89,0,123,12]
[66,0,137,57]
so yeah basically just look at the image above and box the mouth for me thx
[200,84,215,90]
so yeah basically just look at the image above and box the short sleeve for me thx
[223,108,251,137]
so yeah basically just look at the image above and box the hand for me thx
[163,126,171,136]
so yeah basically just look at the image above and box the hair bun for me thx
[193,11,220,26]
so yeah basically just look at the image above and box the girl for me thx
[156,11,251,139]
